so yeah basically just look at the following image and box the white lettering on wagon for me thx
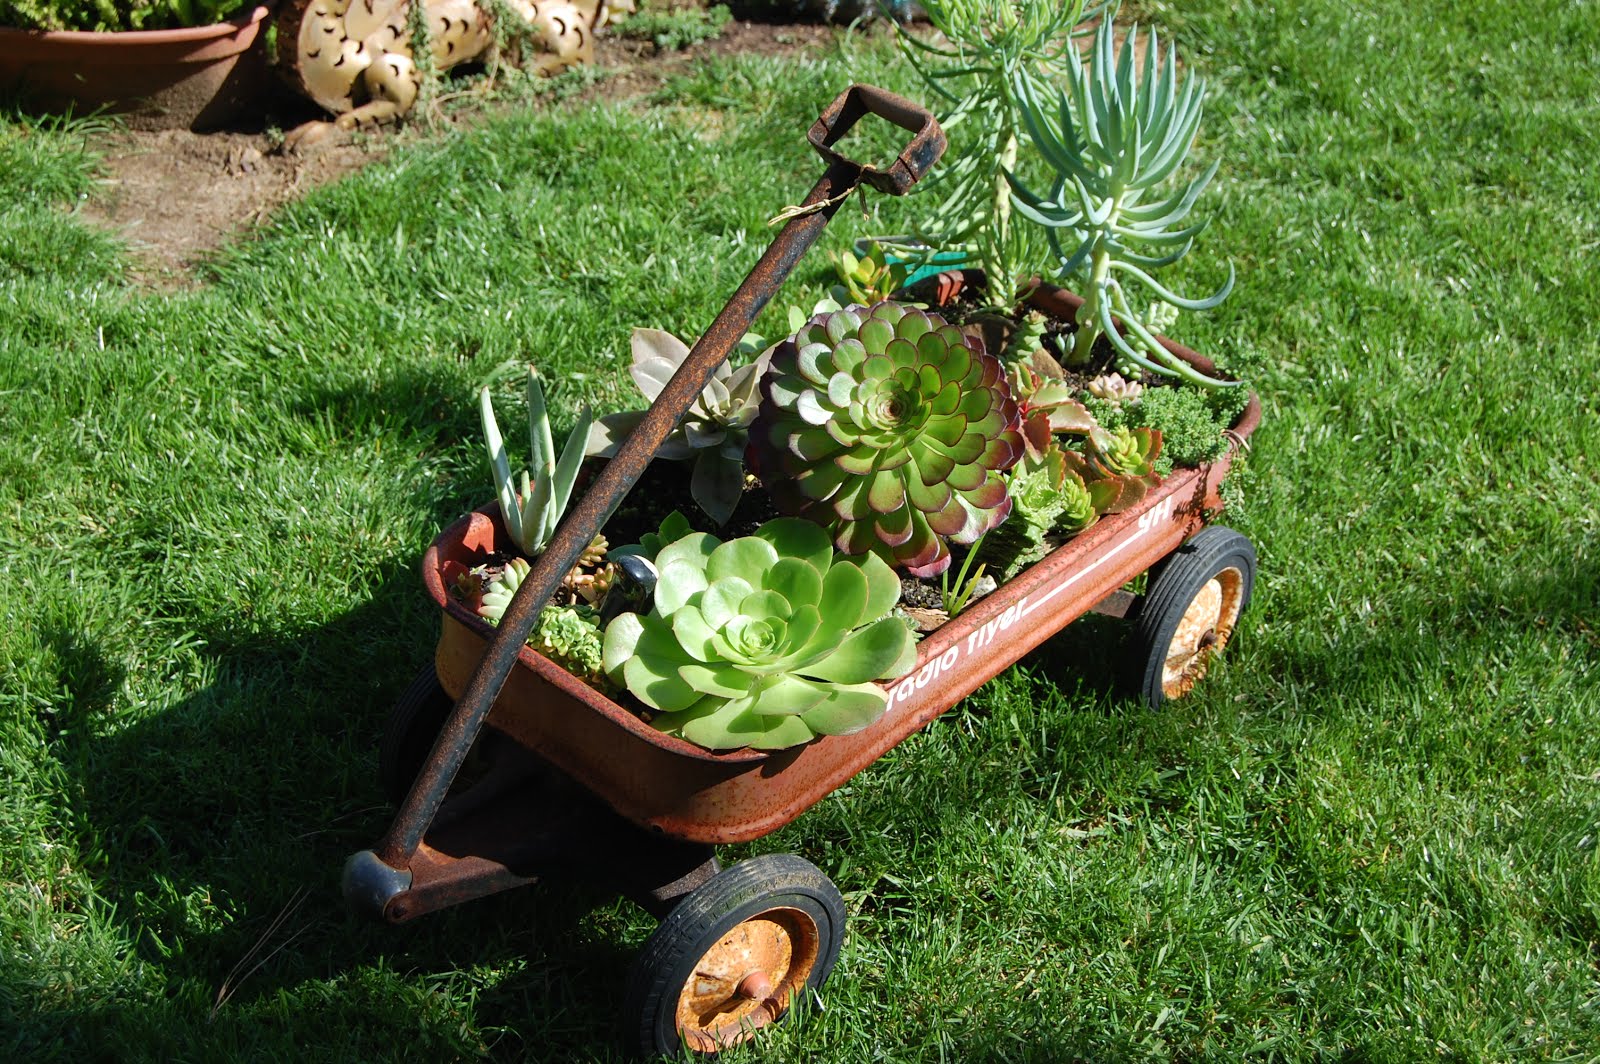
[1137,494,1176,532]
[885,488,1180,713]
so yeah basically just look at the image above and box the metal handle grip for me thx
[808,84,946,195]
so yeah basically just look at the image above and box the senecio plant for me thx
[602,518,916,751]
[1009,18,1237,387]
[480,367,592,557]
[898,0,1107,298]
[749,302,1024,579]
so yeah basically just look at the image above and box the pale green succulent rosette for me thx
[601,518,917,752]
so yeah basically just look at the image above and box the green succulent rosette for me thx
[601,518,917,752]
[748,301,1024,578]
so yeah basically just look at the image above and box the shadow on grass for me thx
[1262,534,1597,695]
[25,563,645,1060]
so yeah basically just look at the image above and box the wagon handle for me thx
[354,86,945,893]
[807,83,946,195]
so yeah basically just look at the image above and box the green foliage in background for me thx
[0,0,247,31]
[616,1,732,52]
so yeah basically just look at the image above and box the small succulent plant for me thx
[1013,367,1097,461]
[1009,19,1239,388]
[587,328,768,527]
[480,367,593,558]
[1004,309,1051,363]
[1085,424,1163,482]
[478,557,607,685]
[564,534,614,605]
[1088,372,1144,405]
[601,518,917,751]
[1060,424,1164,513]
[748,301,1024,578]
[829,243,910,306]
[979,444,1100,578]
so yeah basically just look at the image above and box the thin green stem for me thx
[1070,244,1111,365]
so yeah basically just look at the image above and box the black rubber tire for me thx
[623,853,846,1059]
[1129,525,1256,710]
[377,666,455,807]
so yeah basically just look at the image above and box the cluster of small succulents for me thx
[979,445,1100,579]
[477,557,607,686]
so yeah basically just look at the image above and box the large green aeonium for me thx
[601,518,917,751]
[748,301,1024,578]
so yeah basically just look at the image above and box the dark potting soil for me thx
[594,457,782,551]
[593,456,964,615]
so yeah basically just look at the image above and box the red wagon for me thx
[342,85,1260,1058]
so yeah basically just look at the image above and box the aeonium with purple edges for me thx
[747,301,1024,579]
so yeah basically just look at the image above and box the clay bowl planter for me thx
[0,4,271,130]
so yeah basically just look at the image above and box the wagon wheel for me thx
[1129,526,1256,709]
[377,666,455,806]
[623,854,845,1058]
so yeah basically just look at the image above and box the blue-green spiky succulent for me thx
[1009,19,1240,387]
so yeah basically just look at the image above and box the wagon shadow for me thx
[32,562,643,1056]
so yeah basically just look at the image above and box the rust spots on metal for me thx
[674,907,818,1053]
[371,84,945,876]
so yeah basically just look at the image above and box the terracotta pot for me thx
[0,5,272,131]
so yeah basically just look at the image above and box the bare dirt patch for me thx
[78,18,849,286]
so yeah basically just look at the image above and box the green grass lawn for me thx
[4,1,1598,1059]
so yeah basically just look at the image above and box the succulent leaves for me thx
[480,368,593,558]
[1063,424,1164,513]
[601,518,917,751]
[830,243,910,306]
[477,557,607,685]
[898,0,1101,292]
[1008,19,1239,388]
[749,302,1025,578]
[1017,370,1097,460]
[980,442,1098,579]
[587,328,768,526]
[1088,372,1144,404]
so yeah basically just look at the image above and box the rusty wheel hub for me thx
[674,906,821,1052]
[1161,566,1246,699]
